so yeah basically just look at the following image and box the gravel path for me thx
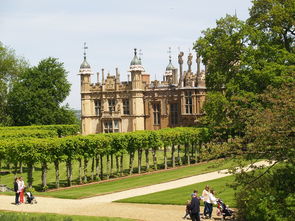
[0,161,269,221]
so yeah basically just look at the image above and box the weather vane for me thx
[139,49,143,59]
[83,42,88,58]
[167,47,172,60]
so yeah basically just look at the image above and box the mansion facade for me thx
[79,48,206,135]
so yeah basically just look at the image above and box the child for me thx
[183,200,191,219]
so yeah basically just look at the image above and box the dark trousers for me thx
[208,203,213,218]
[204,201,210,216]
[190,213,200,221]
[15,192,19,205]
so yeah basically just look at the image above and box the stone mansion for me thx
[79,48,206,135]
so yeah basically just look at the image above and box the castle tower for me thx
[79,43,93,135]
[128,48,145,131]
[164,53,175,84]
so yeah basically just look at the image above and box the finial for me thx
[134,48,137,55]
[139,49,143,63]
[139,49,143,57]
[167,47,172,62]
[234,9,237,17]
[83,42,88,59]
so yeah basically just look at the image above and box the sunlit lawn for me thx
[34,157,247,199]
[116,175,237,207]
[0,210,135,221]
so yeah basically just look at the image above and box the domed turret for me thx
[80,57,91,69]
[130,48,141,65]
[79,42,92,75]
[166,57,175,71]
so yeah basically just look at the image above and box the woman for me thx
[19,177,25,203]
[208,189,217,219]
[202,185,210,218]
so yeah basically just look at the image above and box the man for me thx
[190,191,200,221]
[13,177,20,205]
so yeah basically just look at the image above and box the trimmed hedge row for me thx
[0,127,210,190]
[0,124,80,138]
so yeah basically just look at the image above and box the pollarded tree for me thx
[7,57,77,126]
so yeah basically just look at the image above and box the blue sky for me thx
[0,0,252,109]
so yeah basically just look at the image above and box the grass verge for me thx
[0,210,135,221]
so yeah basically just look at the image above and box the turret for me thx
[79,42,93,92]
[164,52,175,84]
[129,48,145,90]
[79,42,93,135]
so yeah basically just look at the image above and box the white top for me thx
[202,189,209,202]
[19,180,25,191]
[208,192,217,204]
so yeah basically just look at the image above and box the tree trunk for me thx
[27,162,34,188]
[177,145,182,166]
[194,144,198,164]
[171,144,176,168]
[66,159,72,187]
[19,161,23,174]
[6,162,11,172]
[145,149,150,171]
[91,157,95,181]
[185,144,190,165]
[84,158,88,183]
[95,155,100,180]
[164,146,168,169]
[129,152,134,175]
[54,160,60,189]
[106,155,110,179]
[78,158,83,184]
[138,149,142,174]
[120,155,124,176]
[41,161,47,190]
[110,154,113,177]
[116,155,119,175]
[100,155,103,180]
[14,162,18,175]
[152,148,157,171]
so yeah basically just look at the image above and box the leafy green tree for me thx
[0,42,27,125]
[248,0,295,53]
[234,81,295,220]
[8,57,77,125]
[194,1,295,138]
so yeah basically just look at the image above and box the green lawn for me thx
[116,175,237,207]
[34,157,248,199]
[0,211,135,221]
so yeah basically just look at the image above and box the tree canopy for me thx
[0,42,28,125]
[194,0,295,139]
[7,57,77,125]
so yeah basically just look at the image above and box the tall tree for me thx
[234,81,295,221]
[0,42,27,125]
[194,3,295,138]
[8,57,77,125]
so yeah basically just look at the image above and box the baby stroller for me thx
[25,191,37,204]
[217,199,234,220]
